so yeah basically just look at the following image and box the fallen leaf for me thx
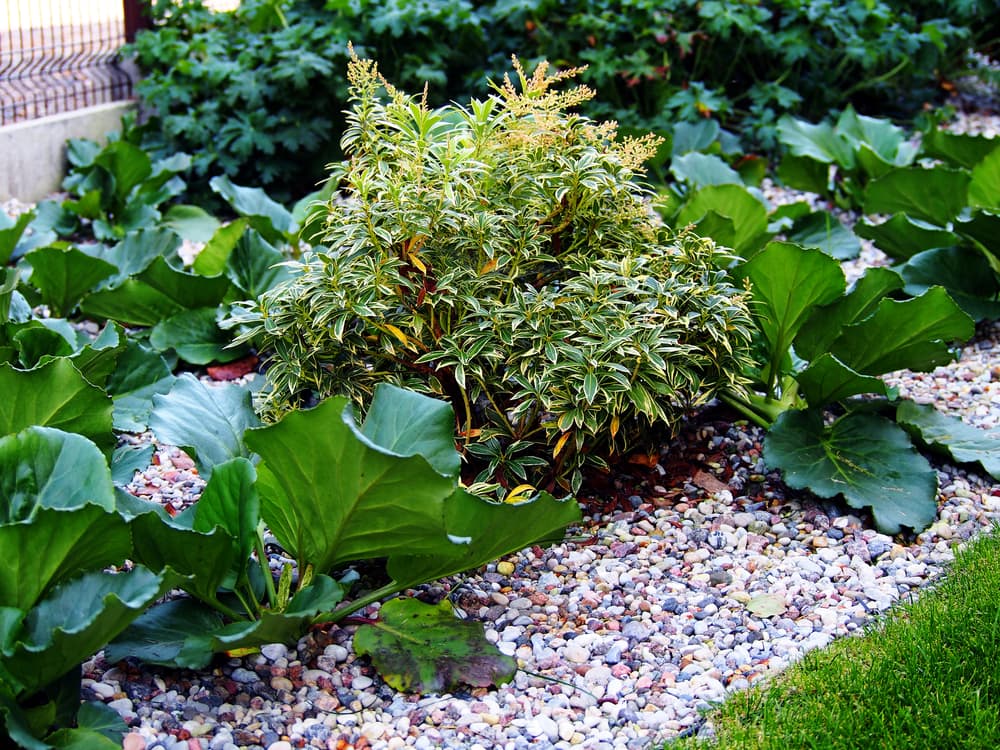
[693,469,729,495]
[746,593,787,618]
[207,355,259,381]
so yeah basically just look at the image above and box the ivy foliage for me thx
[233,54,755,495]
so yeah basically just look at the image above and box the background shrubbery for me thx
[130,0,983,201]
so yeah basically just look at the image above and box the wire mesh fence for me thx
[1,1,140,126]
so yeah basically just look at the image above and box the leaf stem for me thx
[255,521,279,609]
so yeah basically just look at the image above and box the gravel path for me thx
[7,105,999,750]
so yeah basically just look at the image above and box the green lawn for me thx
[671,526,1000,750]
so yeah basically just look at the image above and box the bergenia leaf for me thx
[0,359,114,453]
[864,167,971,226]
[896,400,1000,480]
[353,597,517,693]
[827,287,974,377]
[764,410,937,534]
[387,486,580,588]
[247,395,457,573]
[5,567,168,695]
[149,374,260,477]
[734,241,845,368]
[360,383,461,477]
[795,267,905,361]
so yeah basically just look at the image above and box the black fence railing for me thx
[0,1,146,126]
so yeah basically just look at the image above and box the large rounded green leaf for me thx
[149,307,249,366]
[353,598,516,693]
[0,360,113,452]
[969,147,1000,211]
[387,487,580,588]
[854,214,958,262]
[764,410,937,534]
[107,576,343,670]
[896,400,1000,481]
[0,427,114,521]
[677,184,769,257]
[796,353,887,406]
[0,506,130,614]
[247,395,457,573]
[5,567,168,695]
[148,374,260,477]
[734,241,845,390]
[864,167,970,227]
[784,211,860,260]
[795,267,905,362]
[827,287,975,376]
[920,128,999,170]
[24,246,117,317]
[360,384,461,477]
[897,247,1000,322]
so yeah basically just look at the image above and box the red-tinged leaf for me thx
[353,597,516,693]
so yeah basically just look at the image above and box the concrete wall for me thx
[0,101,134,203]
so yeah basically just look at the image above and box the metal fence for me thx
[0,1,145,126]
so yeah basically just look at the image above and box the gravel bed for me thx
[7,104,1000,750]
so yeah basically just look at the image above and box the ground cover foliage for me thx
[128,0,984,201]
[0,5,998,745]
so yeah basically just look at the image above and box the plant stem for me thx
[323,582,403,624]
[254,520,279,608]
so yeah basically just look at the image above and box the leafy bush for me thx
[233,55,755,494]
[130,0,488,202]
[130,0,973,199]
[483,0,971,150]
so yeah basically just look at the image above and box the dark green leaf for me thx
[359,383,461,477]
[247,395,456,573]
[920,128,1000,169]
[764,410,938,534]
[0,503,131,617]
[776,154,829,194]
[897,247,1000,322]
[110,444,154,486]
[6,568,167,694]
[23,246,117,317]
[677,185,769,256]
[150,307,248,365]
[387,487,579,588]
[854,214,959,262]
[796,353,887,405]
[735,242,845,361]
[104,598,225,670]
[161,205,221,243]
[0,211,33,266]
[969,146,1000,211]
[106,342,176,433]
[192,219,249,277]
[209,175,293,242]
[777,116,854,167]
[828,287,975,376]
[0,426,114,519]
[864,167,971,226]
[670,153,742,188]
[355,598,516,693]
[0,360,114,453]
[896,400,1000,480]
[225,230,294,297]
[785,211,860,260]
[795,267,905,361]
[149,374,260,477]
